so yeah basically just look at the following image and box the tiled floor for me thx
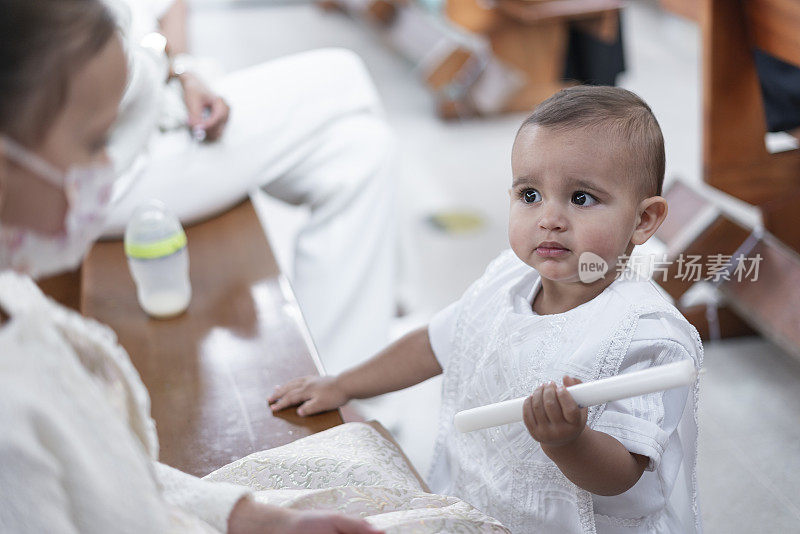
[699,336,800,531]
[190,1,800,531]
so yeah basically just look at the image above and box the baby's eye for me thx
[571,191,598,207]
[521,189,541,204]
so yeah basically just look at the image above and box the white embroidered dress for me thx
[427,250,703,534]
[0,273,248,533]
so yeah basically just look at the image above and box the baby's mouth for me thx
[534,242,571,258]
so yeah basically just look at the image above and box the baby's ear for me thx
[631,196,668,245]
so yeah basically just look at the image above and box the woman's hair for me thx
[0,0,117,145]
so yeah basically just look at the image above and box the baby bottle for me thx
[124,199,192,319]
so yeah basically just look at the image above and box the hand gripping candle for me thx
[454,359,698,433]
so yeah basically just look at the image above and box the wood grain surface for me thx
[81,199,343,477]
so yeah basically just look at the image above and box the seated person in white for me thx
[0,1,506,532]
[102,0,396,375]
[272,86,704,534]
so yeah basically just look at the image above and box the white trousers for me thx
[105,49,396,374]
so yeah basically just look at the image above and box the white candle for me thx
[454,359,697,433]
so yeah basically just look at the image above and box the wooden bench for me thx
[662,0,800,251]
[654,180,756,341]
[655,179,800,357]
[441,0,623,116]
[68,198,344,477]
[321,0,622,117]
[701,0,800,252]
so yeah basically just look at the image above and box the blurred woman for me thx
[103,0,396,375]
[0,1,380,532]
[0,2,507,534]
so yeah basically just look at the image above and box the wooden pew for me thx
[659,1,800,252]
[321,0,622,117]
[701,0,800,251]
[444,0,623,115]
[654,180,757,341]
[651,1,800,356]
[656,179,800,357]
[78,199,344,477]
[721,233,800,358]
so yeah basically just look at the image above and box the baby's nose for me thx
[538,204,567,231]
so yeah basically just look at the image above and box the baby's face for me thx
[509,125,645,284]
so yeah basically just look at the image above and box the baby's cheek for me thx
[577,228,626,264]
[508,217,530,253]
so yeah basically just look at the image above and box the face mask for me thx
[0,137,115,279]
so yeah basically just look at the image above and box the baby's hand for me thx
[268,376,349,416]
[523,376,588,448]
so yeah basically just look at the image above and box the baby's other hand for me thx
[268,376,349,416]
[523,376,588,448]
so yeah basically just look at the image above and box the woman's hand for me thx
[268,376,349,416]
[228,498,383,534]
[179,72,230,142]
[523,376,588,448]
[272,510,383,534]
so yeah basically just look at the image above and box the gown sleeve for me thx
[591,313,698,473]
[428,301,460,371]
[0,397,80,534]
[155,461,251,533]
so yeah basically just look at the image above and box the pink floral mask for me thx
[0,137,115,279]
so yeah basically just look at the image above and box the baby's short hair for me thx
[518,86,665,197]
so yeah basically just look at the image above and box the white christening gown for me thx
[427,250,703,534]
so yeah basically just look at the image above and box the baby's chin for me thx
[512,249,582,282]
[528,259,581,283]
[539,272,582,284]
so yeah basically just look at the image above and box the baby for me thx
[270,86,703,534]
